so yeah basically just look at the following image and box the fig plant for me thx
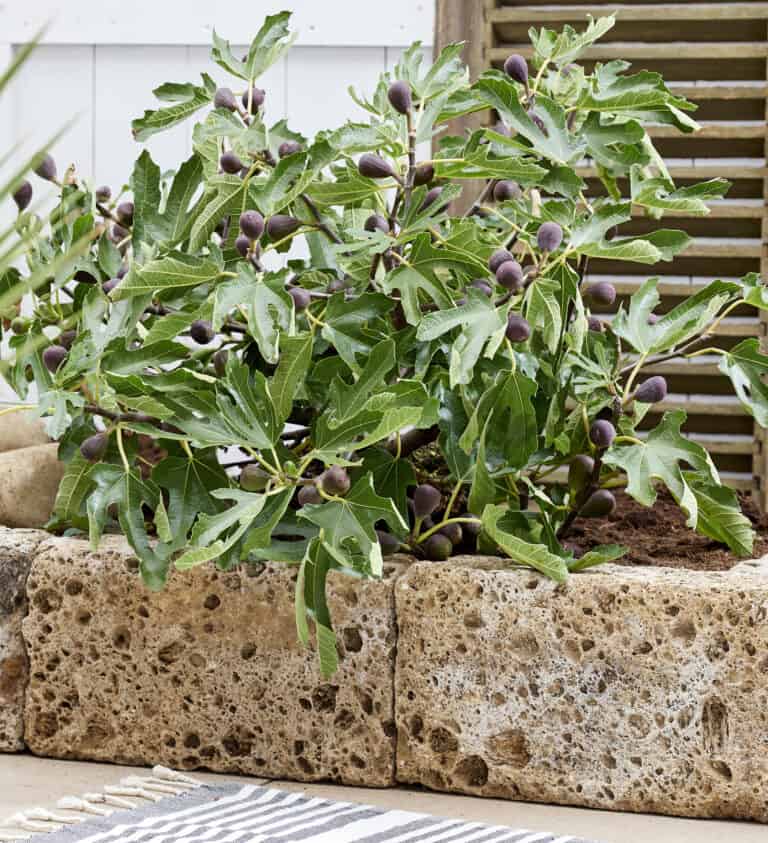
[5,12,768,675]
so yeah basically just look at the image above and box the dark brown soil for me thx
[567,490,768,571]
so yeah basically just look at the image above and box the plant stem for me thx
[417,516,481,543]
[403,110,417,213]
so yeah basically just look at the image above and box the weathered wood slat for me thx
[489,42,768,61]
[577,165,768,180]
[647,122,766,140]
[669,83,768,100]
[491,3,768,22]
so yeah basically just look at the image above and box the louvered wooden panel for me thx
[477,0,768,500]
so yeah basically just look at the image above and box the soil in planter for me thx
[567,490,768,571]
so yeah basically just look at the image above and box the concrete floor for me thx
[0,755,766,843]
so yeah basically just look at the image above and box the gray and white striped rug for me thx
[41,783,599,843]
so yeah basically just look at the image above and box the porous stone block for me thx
[23,536,406,785]
[0,410,50,454]
[0,527,48,751]
[395,557,768,822]
[0,443,63,528]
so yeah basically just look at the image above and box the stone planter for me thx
[0,527,48,751]
[21,536,407,785]
[395,557,768,822]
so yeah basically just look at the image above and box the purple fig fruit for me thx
[413,484,441,518]
[298,484,323,507]
[242,87,265,113]
[419,186,444,212]
[580,489,616,518]
[95,185,111,202]
[537,221,563,252]
[289,287,311,312]
[12,181,32,211]
[358,153,395,180]
[212,348,228,377]
[364,213,388,234]
[586,281,616,307]
[506,313,531,343]
[387,80,412,114]
[278,140,301,158]
[214,87,237,111]
[220,151,244,174]
[235,234,251,257]
[413,163,435,186]
[80,432,109,462]
[267,214,301,241]
[376,529,400,556]
[239,210,264,240]
[116,201,134,225]
[587,316,603,333]
[320,465,351,497]
[493,180,521,202]
[634,376,667,405]
[489,248,514,274]
[590,419,616,450]
[43,344,67,373]
[189,320,214,345]
[504,54,529,86]
[469,279,493,297]
[34,154,56,182]
[424,533,452,561]
[496,259,523,291]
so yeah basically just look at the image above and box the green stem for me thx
[417,516,481,543]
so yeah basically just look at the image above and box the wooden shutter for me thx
[438,0,768,501]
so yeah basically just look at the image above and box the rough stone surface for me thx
[0,527,48,751]
[395,556,768,822]
[0,410,50,453]
[22,536,406,785]
[0,443,63,528]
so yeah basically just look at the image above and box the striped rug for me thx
[36,782,600,843]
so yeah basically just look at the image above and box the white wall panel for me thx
[3,1,433,47]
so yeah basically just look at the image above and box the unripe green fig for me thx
[579,489,616,518]
[320,465,351,496]
[80,431,109,462]
[489,248,514,274]
[587,316,603,333]
[298,484,322,507]
[413,483,441,518]
[439,522,463,546]
[586,281,616,307]
[240,464,270,492]
[387,80,412,114]
[504,54,529,86]
[34,154,56,182]
[376,529,400,556]
[278,140,301,158]
[235,234,251,256]
[590,419,616,450]
[424,533,452,561]
[212,348,228,377]
[220,151,244,174]
[242,87,265,113]
[506,313,531,343]
[364,213,388,233]
[214,87,237,111]
[289,287,311,311]
[267,214,301,240]
[10,316,30,334]
[568,454,594,493]
[43,344,67,373]
[413,163,434,186]
[495,259,523,291]
[469,279,493,297]
[12,181,32,211]
[634,375,667,405]
[116,201,134,225]
[358,153,395,180]
[419,186,443,212]
[95,185,111,202]
[239,210,264,240]
[59,329,77,349]
[493,180,521,202]
[190,320,214,344]
[537,221,563,252]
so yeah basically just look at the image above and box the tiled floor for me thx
[1,755,766,843]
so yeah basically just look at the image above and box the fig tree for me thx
[242,87,265,113]
[34,154,56,182]
[278,140,301,158]
[387,80,412,114]
[537,221,563,253]
[413,163,434,186]
[495,259,523,291]
[320,465,351,496]
[504,54,529,86]
[358,153,395,180]
[80,432,109,462]
[586,281,616,307]
[493,180,521,202]
[634,375,667,405]
[239,210,264,240]
[212,348,228,377]
[214,87,237,111]
[289,287,311,311]
[267,214,301,241]
[413,483,441,518]
[580,489,616,518]
[376,529,400,556]
[190,320,214,344]
[235,234,251,256]
[423,533,452,561]
[43,344,67,373]
[506,313,531,343]
[240,464,270,492]
[12,181,32,212]
[488,248,514,274]
[589,419,616,450]
[364,213,388,233]
[297,484,322,507]
[220,151,244,174]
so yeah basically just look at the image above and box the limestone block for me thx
[0,410,49,454]
[395,557,768,822]
[0,443,64,528]
[0,527,48,751]
[23,536,407,785]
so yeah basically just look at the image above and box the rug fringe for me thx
[0,766,203,841]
